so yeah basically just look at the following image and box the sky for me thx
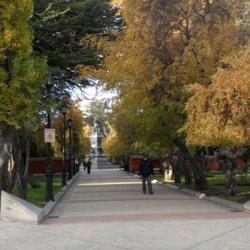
[73,85,117,113]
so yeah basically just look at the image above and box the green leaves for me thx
[37,3,70,22]
[32,0,117,68]
[0,0,47,129]
[97,0,241,158]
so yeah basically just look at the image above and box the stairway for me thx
[97,154,115,169]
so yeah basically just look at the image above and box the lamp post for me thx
[61,105,67,186]
[75,131,79,172]
[73,129,79,173]
[45,77,54,202]
[72,127,76,175]
[68,118,73,180]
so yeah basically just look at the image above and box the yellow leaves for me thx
[1,0,33,53]
[52,104,91,157]
[86,0,243,155]
[184,44,250,147]
[79,125,91,154]
[3,29,14,45]
[111,0,124,7]
[185,113,245,147]
[102,128,128,158]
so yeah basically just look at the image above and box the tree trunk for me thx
[174,139,208,190]
[217,149,239,196]
[183,155,193,186]
[172,152,182,184]
[0,127,31,200]
[217,147,249,196]
[0,127,17,193]
[15,129,30,200]
[192,147,208,190]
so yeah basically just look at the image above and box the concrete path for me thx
[1,169,250,250]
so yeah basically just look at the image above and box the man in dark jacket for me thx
[86,159,92,174]
[139,155,154,194]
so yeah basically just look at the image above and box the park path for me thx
[1,168,250,250]
[46,168,249,224]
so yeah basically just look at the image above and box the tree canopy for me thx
[0,0,47,129]
[0,0,47,197]
[32,0,118,68]
[184,44,250,147]
[90,0,239,157]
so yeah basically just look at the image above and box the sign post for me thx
[44,128,56,143]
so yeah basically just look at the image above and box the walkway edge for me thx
[127,172,248,212]
[40,172,81,223]
[162,182,246,211]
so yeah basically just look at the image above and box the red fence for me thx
[129,156,161,172]
[204,156,245,171]
[29,157,70,174]
[129,155,246,173]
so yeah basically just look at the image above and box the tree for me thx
[0,0,47,198]
[102,128,129,160]
[32,0,118,68]
[32,0,119,131]
[184,45,250,147]
[183,44,250,194]
[92,0,237,150]
[84,0,239,189]
[52,102,91,158]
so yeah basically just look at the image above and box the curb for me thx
[129,173,249,212]
[205,196,244,211]
[161,182,247,212]
[127,172,140,178]
[163,182,205,197]
[40,171,81,223]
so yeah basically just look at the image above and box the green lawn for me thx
[13,175,62,207]
[205,172,250,203]
[156,172,250,204]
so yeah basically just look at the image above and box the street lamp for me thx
[45,76,54,202]
[73,129,79,173]
[74,131,79,172]
[72,127,76,175]
[61,104,67,186]
[68,118,73,180]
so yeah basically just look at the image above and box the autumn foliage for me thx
[184,45,250,147]
[92,0,247,159]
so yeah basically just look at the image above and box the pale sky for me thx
[73,85,117,113]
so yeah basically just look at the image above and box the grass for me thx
[205,172,250,203]
[156,172,250,204]
[152,175,165,182]
[13,175,62,207]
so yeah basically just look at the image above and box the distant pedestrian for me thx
[86,159,92,174]
[139,155,154,194]
[83,160,87,172]
[121,158,129,172]
[124,159,129,172]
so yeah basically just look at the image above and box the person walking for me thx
[83,160,87,172]
[139,155,154,194]
[86,159,92,174]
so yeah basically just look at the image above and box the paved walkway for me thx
[1,169,250,249]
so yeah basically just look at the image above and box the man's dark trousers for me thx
[87,166,91,174]
[142,175,153,194]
